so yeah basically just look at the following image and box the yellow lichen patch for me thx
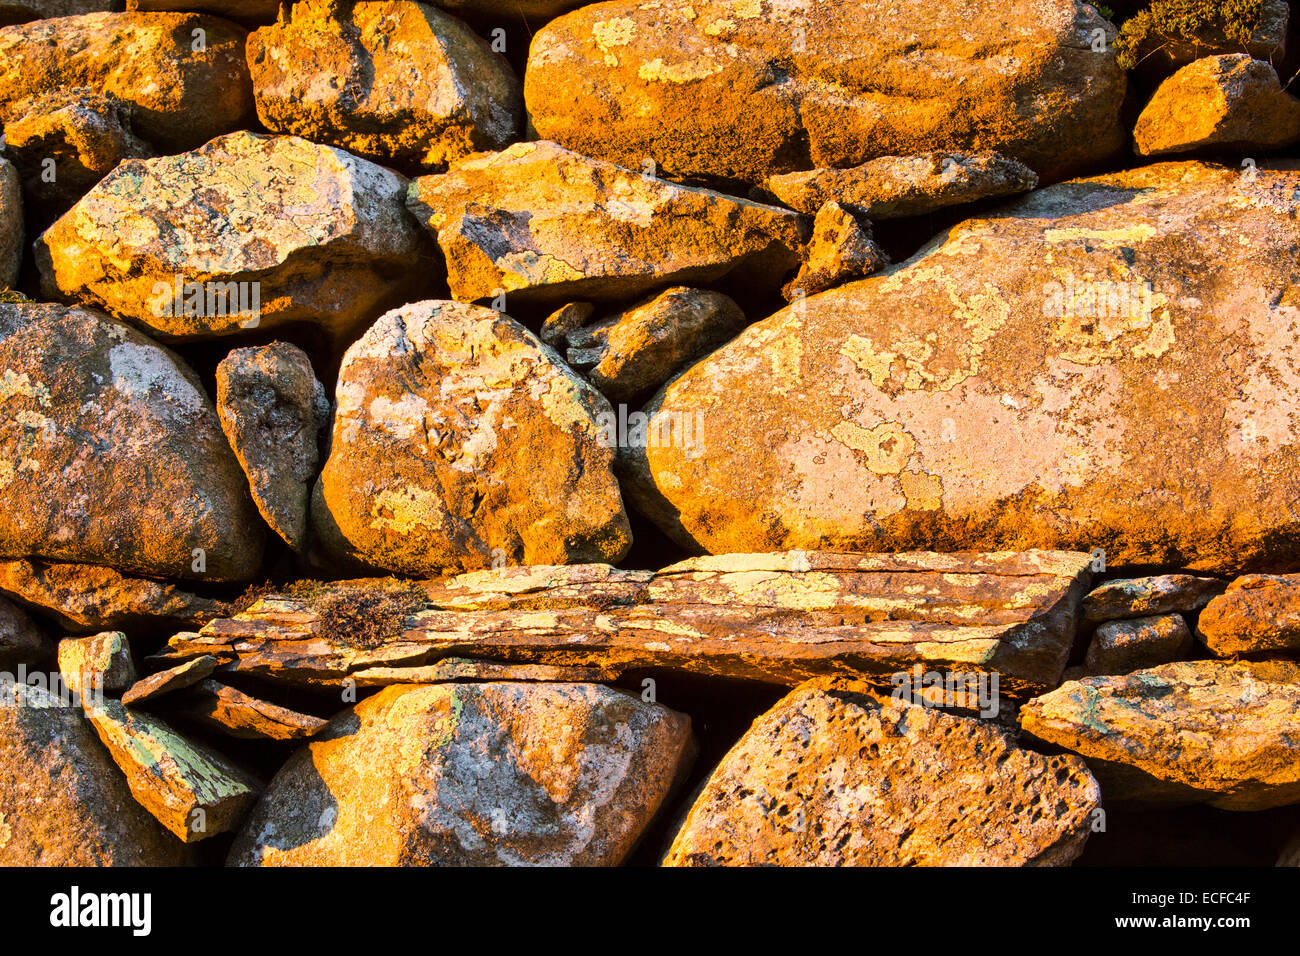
[1043,225,1159,246]
[592,16,637,50]
[368,486,446,535]
[0,369,51,406]
[638,56,725,83]
[900,469,943,511]
[730,0,762,18]
[830,420,916,476]
[840,335,896,388]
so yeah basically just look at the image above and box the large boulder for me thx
[314,299,631,575]
[664,678,1100,866]
[1134,54,1300,157]
[247,0,522,172]
[0,12,252,151]
[0,682,187,865]
[524,0,1126,185]
[0,303,264,581]
[623,161,1300,575]
[228,682,694,866]
[1196,574,1300,656]
[36,131,427,342]
[1020,660,1300,811]
[405,140,805,305]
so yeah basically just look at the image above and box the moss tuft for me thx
[315,584,426,649]
[1114,0,1267,70]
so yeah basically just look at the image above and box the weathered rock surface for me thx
[0,12,252,151]
[0,0,113,21]
[1082,573,1226,624]
[767,152,1039,219]
[0,158,20,288]
[783,202,887,299]
[1083,614,1193,676]
[435,0,592,19]
[1134,55,1300,157]
[36,131,427,342]
[539,301,595,346]
[1197,574,1300,656]
[2,89,152,216]
[525,0,1126,185]
[228,682,693,866]
[57,631,135,696]
[0,682,186,865]
[314,299,631,575]
[168,679,326,741]
[350,658,615,686]
[623,161,1300,574]
[247,0,522,172]
[0,303,264,581]
[87,698,261,842]
[0,595,42,670]
[165,551,1092,697]
[0,558,226,633]
[217,343,328,551]
[562,287,746,403]
[405,140,805,304]
[121,655,218,706]
[665,678,1100,866]
[1020,660,1300,810]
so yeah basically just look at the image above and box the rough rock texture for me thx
[0,558,226,633]
[0,0,113,21]
[0,682,186,865]
[1082,573,1226,624]
[247,0,522,172]
[1083,614,1194,676]
[121,655,218,706]
[228,682,694,866]
[562,287,746,403]
[0,12,252,151]
[217,343,329,551]
[87,698,262,842]
[1020,660,1300,810]
[165,551,1092,697]
[314,299,631,575]
[539,301,595,346]
[0,158,20,288]
[665,678,1100,866]
[36,131,427,342]
[0,303,264,581]
[0,595,42,670]
[169,679,326,741]
[2,89,152,217]
[524,0,1126,185]
[1197,574,1300,656]
[349,658,615,686]
[57,631,136,696]
[623,161,1300,574]
[436,0,593,18]
[783,201,887,299]
[767,152,1039,219]
[406,140,805,304]
[1134,55,1300,157]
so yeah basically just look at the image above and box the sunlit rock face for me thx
[625,161,1300,575]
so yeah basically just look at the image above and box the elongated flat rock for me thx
[1197,574,1300,656]
[121,655,218,706]
[405,140,805,304]
[163,550,1092,697]
[665,678,1100,866]
[1019,660,1300,811]
[525,0,1125,185]
[623,161,1300,574]
[1082,573,1226,625]
[86,698,261,842]
[170,680,326,741]
[351,658,616,686]
[0,558,226,633]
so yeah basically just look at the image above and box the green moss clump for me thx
[315,584,426,649]
[0,289,28,303]
[1114,0,1267,70]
